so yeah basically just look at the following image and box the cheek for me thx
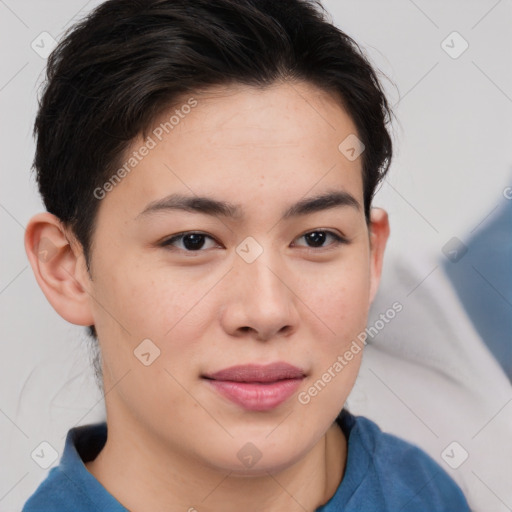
[90,264,210,409]
[94,260,208,338]
[296,258,372,342]
[296,265,370,420]
[91,261,224,389]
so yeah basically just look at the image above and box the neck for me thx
[85,414,347,512]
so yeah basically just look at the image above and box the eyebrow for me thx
[135,189,360,221]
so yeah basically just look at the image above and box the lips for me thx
[203,362,306,383]
[203,363,306,411]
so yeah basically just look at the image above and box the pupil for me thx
[184,233,205,250]
[307,231,325,247]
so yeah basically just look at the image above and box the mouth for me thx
[202,362,306,412]
[203,362,306,382]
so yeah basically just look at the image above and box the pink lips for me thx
[203,362,305,411]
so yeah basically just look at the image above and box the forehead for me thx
[97,81,364,224]
[151,81,358,153]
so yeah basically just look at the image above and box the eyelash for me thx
[159,229,348,254]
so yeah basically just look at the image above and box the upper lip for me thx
[203,362,306,383]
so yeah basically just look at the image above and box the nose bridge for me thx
[225,238,297,338]
[237,242,289,307]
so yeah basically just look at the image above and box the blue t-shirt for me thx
[22,410,470,511]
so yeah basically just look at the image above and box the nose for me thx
[220,251,300,341]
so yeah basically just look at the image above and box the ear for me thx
[368,207,390,304]
[24,212,95,326]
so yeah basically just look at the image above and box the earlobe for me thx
[24,212,95,326]
[368,207,390,304]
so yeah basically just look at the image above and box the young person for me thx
[22,0,471,510]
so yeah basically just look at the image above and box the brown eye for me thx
[294,230,347,249]
[160,232,219,252]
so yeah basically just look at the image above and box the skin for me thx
[25,80,389,512]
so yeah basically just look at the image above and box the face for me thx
[41,81,388,474]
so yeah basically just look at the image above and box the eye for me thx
[159,229,348,254]
[160,231,220,252]
[292,229,348,249]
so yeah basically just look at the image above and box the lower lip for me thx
[205,378,303,411]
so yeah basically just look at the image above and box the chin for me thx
[202,437,312,476]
